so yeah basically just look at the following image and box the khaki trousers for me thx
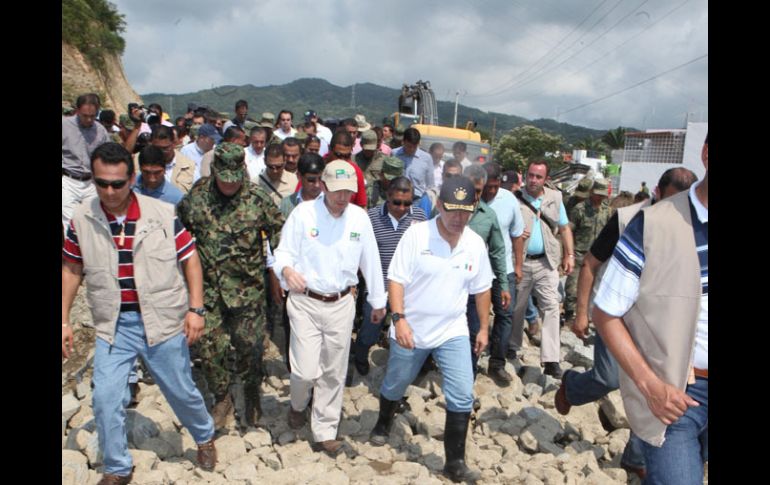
[287,291,356,442]
[510,257,561,363]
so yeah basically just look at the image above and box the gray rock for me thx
[599,390,629,429]
[62,393,81,423]
[138,436,179,460]
[523,382,543,399]
[539,375,560,393]
[566,345,594,368]
[277,430,296,445]
[338,418,362,437]
[126,410,160,447]
[520,365,543,385]
[75,381,91,400]
[560,331,584,350]
[519,406,547,424]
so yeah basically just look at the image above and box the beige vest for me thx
[518,186,564,270]
[618,191,701,446]
[71,194,189,347]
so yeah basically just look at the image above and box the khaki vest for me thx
[618,191,701,446]
[518,186,564,270]
[71,194,188,347]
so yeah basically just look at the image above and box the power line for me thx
[558,53,708,116]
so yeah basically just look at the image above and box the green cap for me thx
[294,131,308,142]
[381,156,405,180]
[361,130,378,150]
[243,120,259,132]
[119,114,135,130]
[259,112,275,128]
[574,176,593,198]
[592,179,610,197]
[212,142,246,183]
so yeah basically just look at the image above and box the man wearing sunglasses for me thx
[353,176,427,376]
[259,144,299,206]
[62,142,217,484]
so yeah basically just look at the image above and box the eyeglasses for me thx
[265,164,283,170]
[95,178,129,189]
[389,199,412,207]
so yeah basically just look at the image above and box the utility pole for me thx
[350,84,356,109]
[453,91,460,128]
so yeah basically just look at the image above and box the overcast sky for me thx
[113,0,708,131]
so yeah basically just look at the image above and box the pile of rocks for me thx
[63,325,646,484]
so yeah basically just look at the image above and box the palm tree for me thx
[602,127,627,150]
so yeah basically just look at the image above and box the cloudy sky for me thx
[113,0,708,131]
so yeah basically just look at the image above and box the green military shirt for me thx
[177,177,285,309]
[355,151,386,187]
[468,200,509,292]
[366,180,387,209]
[569,199,611,254]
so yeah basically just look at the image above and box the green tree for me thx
[602,127,627,149]
[62,0,126,70]
[493,125,564,172]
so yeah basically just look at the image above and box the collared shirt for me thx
[521,189,568,255]
[273,127,297,141]
[245,145,266,182]
[393,146,435,197]
[62,115,110,176]
[369,203,427,289]
[388,217,493,348]
[433,160,444,190]
[487,188,525,274]
[594,181,708,369]
[259,171,299,206]
[133,175,184,206]
[180,141,206,181]
[468,200,508,291]
[164,158,176,183]
[273,198,387,309]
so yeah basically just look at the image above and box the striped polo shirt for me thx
[62,193,196,313]
[368,203,427,289]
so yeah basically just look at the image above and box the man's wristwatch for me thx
[188,307,207,317]
[391,312,404,324]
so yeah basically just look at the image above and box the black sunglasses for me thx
[95,178,129,189]
[389,199,412,207]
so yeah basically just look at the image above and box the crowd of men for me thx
[62,93,707,485]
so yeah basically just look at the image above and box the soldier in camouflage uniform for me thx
[563,179,611,323]
[355,130,387,186]
[366,156,404,208]
[564,176,593,214]
[177,142,286,430]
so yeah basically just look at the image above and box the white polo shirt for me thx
[273,197,387,309]
[388,217,493,349]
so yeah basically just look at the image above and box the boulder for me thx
[599,390,629,429]
[62,393,81,423]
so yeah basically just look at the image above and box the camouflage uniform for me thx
[177,143,285,424]
[565,177,593,216]
[354,150,386,187]
[365,156,405,208]
[563,182,611,318]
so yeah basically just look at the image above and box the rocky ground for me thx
[62,288,706,484]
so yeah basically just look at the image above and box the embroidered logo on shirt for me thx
[335,169,351,179]
[309,228,319,238]
[350,231,360,241]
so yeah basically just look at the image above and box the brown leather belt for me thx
[303,286,353,302]
[694,368,708,379]
[62,168,92,181]
[526,253,546,260]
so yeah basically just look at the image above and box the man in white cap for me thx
[273,160,387,455]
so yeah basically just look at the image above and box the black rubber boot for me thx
[369,395,401,446]
[443,411,481,483]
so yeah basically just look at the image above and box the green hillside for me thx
[142,78,606,144]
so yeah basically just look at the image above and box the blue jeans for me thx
[488,273,516,370]
[525,295,538,324]
[380,336,474,412]
[642,376,708,485]
[93,312,214,476]
[354,300,388,363]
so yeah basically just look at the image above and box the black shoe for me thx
[370,396,400,446]
[488,366,513,386]
[354,358,370,376]
[543,362,563,379]
[443,411,482,483]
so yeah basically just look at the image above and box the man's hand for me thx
[501,290,511,310]
[521,229,530,240]
[62,324,74,359]
[642,376,700,425]
[371,308,387,323]
[184,312,206,346]
[474,328,489,355]
[282,267,307,293]
[514,266,523,285]
[572,312,589,339]
[562,256,575,275]
[395,319,415,349]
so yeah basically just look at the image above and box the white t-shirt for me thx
[245,145,265,182]
[388,217,493,348]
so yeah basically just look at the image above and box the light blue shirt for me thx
[522,190,568,255]
[180,141,205,181]
[393,146,435,197]
[488,188,525,274]
[133,175,184,206]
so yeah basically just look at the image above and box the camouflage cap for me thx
[294,131,308,142]
[574,176,594,198]
[119,114,135,130]
[381,156,405,180]
[592,179,610,197]
[361,130,378,150]
[212,142,246,183]
[259,112,276,128]
[243,120,259,132]
[189,123,202,138]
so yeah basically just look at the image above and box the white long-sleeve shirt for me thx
[273,198,387,309]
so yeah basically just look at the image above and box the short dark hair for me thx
[91,142,134,177]
[282,137,301,150]
[148,103,163,113]
[526,159,550,177]
[483,162,502,181]
[657,167,698,193]
[340,118,357,129]
[76,93,101,109]
[330,131,353,148]
[150,125,175,141]
[452,141,467,152]
[249,127,268,138]
[403,127,421,144]
[98,109,116,125]
[387,176,413,195]
[301,121,316,131]
[634,191,651,202]
[298,153,325,175]
[278,110,293,120]
[443,159,462,173]
[429,142,444,153]
[266,144,284,160]
[138,145,166,168]
[235,99,248,110]
[223,126,245,141]
[304,135,321,148]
